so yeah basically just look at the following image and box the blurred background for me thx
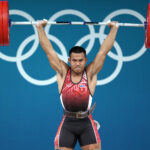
[0,0,150,149]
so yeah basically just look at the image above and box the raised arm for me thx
[36,20,68,76]
[87,21,119,78]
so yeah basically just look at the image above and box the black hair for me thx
[69,46,86,57]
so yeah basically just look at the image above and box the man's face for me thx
[68,52,87,74]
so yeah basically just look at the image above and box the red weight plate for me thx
[145,3,150,48]
[2,1,10,45]
[0,1,3,45]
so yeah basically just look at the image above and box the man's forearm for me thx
[100,26,118,55]
[36,26,53,55]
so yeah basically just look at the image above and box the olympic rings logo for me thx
[0,9,147,86]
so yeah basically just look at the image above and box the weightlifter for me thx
[36,20,119,150]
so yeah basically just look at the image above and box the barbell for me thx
[0,1,150,48]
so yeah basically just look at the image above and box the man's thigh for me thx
[79,116,101,148]
[55,147,73,150]
[82,143,101,150]
[54,117,77,149]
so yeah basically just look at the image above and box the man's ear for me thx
[85,58,87,63]
[68,58,71,63]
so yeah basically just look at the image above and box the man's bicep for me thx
[93,53,106,74]
[87,53,106,77]
[47,52,68,75]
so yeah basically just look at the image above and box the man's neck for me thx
[71,69,83,77]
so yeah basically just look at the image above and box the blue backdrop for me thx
[0,0,150,150]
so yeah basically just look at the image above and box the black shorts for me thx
[54,115,101,149]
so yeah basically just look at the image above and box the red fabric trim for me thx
[54,115,65,148]
[89,115,101,143]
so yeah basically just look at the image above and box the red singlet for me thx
[60,68,92,112]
